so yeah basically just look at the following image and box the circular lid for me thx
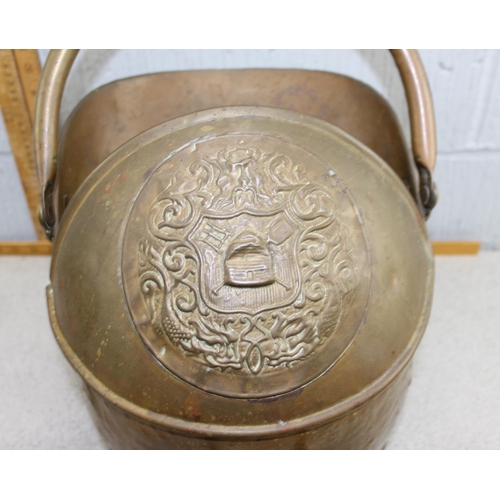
[122,133,370,398]
[49,107,433,436]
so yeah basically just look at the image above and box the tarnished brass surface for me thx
[84,362,413,450]
[55,69,418,231]
[46,107,433,448]
[35,50,437,449]
[122,133,371,398]
[34,50,437,240]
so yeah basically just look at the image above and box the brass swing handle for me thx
[390,49,437,217]
[34,49,437,239]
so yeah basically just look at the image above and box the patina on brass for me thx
[35,50,437,240]
[122,133,371,399]
[35,50,436,449]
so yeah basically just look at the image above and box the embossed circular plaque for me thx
[122,133,371,398]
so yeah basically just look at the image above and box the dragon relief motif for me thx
[138,147,356,375]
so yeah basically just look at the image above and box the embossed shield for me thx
[189,211,300,315]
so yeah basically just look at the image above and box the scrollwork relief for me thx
[136,146,356,375]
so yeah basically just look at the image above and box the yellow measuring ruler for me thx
[0,49,45,240]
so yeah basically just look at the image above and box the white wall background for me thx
[1,50,499,248]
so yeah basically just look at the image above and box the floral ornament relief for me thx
[137,146,356,376]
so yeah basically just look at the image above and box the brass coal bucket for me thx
[35,49,437,449]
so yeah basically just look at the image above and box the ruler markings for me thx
[13,49,41,124]
[0,49,45,240]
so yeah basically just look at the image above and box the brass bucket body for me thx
[36,50,436,449]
